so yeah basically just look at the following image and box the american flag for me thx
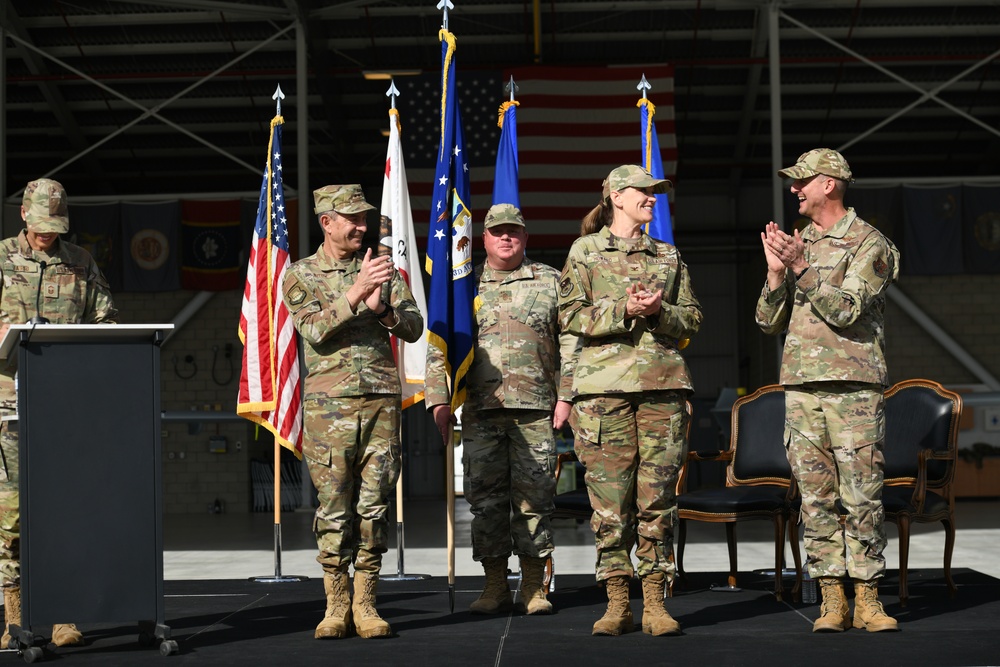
[401,65,676,245]
[237,114,303,455]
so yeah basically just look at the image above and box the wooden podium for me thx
[0,323,178,660]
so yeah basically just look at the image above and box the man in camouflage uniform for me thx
[426,204,577,616]
[559,165,702,636]
[0,179,118,648]
[281,184,423,640]
[756,148,901,633]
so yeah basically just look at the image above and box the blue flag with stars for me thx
[425,29,476,410]
[639,98,674,245]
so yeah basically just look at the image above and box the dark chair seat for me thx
[882,487,950,517]
[677,485,788,515]
[835,489,949,520]
[552,488,591,517]
[882,486,951,516]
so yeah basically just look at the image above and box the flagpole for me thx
[446,426,456,612]
[380,461,433,582]
[249,84,306,584]
[376,80,432,584]
[437,0,458,612]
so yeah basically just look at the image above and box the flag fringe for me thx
[497,100,520,128]
[238,410,303,459]
[637,99,656,173]
[438,29,457,159]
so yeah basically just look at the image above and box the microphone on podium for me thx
[28,261,50,325]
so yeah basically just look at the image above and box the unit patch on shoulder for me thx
[873,257,888,278]
[287,284,308,306]
[559,276,574,297]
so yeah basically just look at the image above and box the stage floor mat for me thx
[3,569,997,666]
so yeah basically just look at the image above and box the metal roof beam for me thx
[16,22,1000,59]
[729,6,768,194]
[3,22,297,202]
[107,0,288,19]
[19,11,259,28]
[778,9,1000,149]
[1,6,111,191]
[309,0,1000,19]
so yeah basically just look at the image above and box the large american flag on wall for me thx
[401,65,676,245]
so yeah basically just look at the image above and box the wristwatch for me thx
[378,300,396,323]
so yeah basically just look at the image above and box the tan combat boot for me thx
[1,586,20,649]
[518,556,552,615]
[813,578,850,632]
[640,572,681,636]
[351,571,392,639]
[51,623,83,647]
[852,580,899,632]
[314,570,352,639]
[469,557,513,614]
[592,575,634,636]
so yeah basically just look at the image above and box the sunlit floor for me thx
[163,498,1000,582]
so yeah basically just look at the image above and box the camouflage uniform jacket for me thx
[282,244,423,401]
[755,208,900,386]
[425,259,578,412]
[558,226,702,396]
[0,231,118,409]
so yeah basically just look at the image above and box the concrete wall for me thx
[886,275,1000,388]
[116,290,259,515]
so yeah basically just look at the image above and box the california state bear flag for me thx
[380,106,428,409]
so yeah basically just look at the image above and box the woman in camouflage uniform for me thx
[558,165,702,636]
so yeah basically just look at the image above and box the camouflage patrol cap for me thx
[483,203,525,229]
[313,184,376,216]
[778,148,853,181]
[601,164,672,200]
[22,178,69,234]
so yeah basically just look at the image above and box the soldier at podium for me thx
[0,178,118,648]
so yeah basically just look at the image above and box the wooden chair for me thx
[675,385,802,601]
[881,378,963,606]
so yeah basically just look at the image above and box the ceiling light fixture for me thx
[362,70,422,80]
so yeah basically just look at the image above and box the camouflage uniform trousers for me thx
[303,395,401,575]
[0,421,18,587]
[785,382,887,581]
[571,391,688,582]
[462,407,556,561]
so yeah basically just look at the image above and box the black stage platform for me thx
[2,569,996,666]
